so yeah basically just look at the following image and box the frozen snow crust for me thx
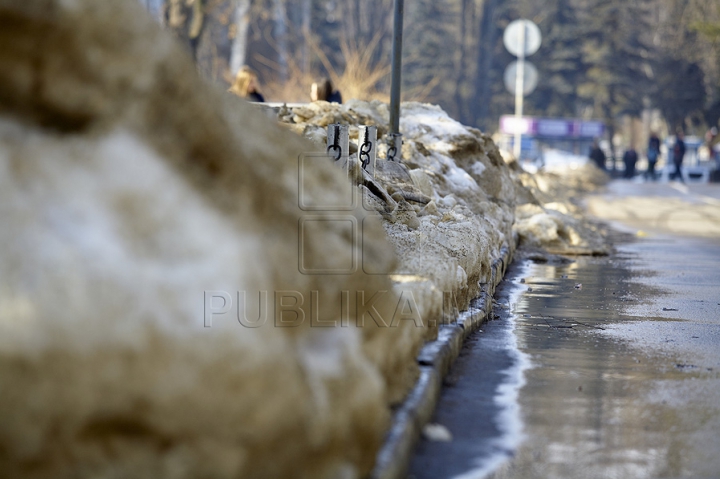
[0,1,608,478]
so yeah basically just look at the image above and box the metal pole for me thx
[513,24,526,160]
[389,0,404,136]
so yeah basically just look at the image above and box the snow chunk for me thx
[446,164,480,191]
[423,423,453,442]
[470,161,487,177]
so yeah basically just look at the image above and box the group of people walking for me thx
[228,66,342,104]
[589,131,687,182]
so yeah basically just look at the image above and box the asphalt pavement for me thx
[408,180,720,479]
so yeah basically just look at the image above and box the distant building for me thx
[498,115,605,161]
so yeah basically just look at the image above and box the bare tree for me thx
[455,0,475,124]
[230,0,252,76]
[272,0,289,83]
[300,0,312,73]
[473,0,501,130]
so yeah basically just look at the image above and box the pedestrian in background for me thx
[589,139,606,171]
[706,127,720,167]
[670,130,686,182]
[623,147,638,179]
[645,132,661,181]
[229,66,265,102]
[311,78,342,104]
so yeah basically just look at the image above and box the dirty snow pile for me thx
[0,2,412,478]
[0,1,609,478]
[281,100,518,341]
[281,101,610,277]
[502,151,610,256]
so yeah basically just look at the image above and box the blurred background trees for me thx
[141,0,720,137]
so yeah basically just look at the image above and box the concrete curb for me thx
[370,246,513,479]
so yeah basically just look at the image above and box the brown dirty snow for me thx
[280,101,519,341]
[282,102,610,327]
[511,162,611,255]
[0,1,408,478]
[0,1,609,478]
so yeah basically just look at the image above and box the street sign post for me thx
[503,19,541,159]
[503,19,542,57]
[503,61,538,96]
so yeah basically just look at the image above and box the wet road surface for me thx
[409,184,720,479]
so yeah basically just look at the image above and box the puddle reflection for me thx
[488,254,720,479]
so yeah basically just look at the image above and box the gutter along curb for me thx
[370,245,513,479]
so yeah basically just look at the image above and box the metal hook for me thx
[327,124,342,161]
[327,144,342,161]
[387,133,402,162]
[359,128,372,169]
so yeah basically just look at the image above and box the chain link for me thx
[387,133,402,162]
[326,125,341,161]
[359,128,372,170]
[387,146,397,161]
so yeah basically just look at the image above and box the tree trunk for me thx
[368,0,393,68]
[300,0,312,74]
[473,0,500,130]
[166,0,204,60]
[353,0,361,45]
[454,0,472,124]
[272,0,289,83]
[230,0,252,76]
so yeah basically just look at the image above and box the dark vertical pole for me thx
[389,0,404,136]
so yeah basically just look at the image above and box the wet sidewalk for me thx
[409,208,720,478]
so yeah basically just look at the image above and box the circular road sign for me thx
[503,19,542,57]
[504,61,539,96]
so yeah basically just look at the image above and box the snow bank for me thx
[502,152,610,255]
[283,100,609,276]
[0,2,411,478]
[0,1,610,476]
[281,102,518,342]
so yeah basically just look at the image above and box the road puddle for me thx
[488,246,720,479]
[410,236,720,479]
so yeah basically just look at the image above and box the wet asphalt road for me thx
[409,181,720,479]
